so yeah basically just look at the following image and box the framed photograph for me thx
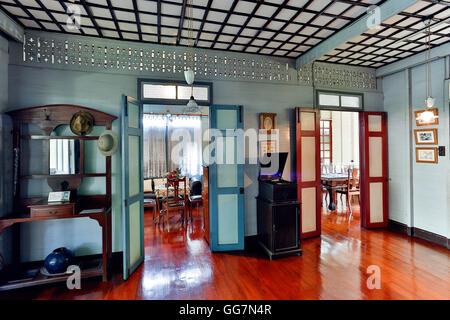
[48,191,71,202]
[414,129,438,145]
[416,148,438,164]
[414,109,439,126]
[260,113,277,133]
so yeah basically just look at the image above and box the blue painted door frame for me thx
[121,94,145,280]
[209,105,245,251]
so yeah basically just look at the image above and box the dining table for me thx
[321,173,349,211]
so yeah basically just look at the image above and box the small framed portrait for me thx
[260,113,277,133]
[414,129,438,145]
[416,148,438,164]
[414,109,439,126]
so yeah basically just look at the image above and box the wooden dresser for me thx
[0,105,116,291]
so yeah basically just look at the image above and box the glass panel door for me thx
[121,95,145,280]
[209,105,244,251]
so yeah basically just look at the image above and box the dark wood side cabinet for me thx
[257,197,302,260]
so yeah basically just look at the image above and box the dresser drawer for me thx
[30,204,74,218]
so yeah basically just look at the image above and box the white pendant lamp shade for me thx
[184,96,201,114]
[184,68,195,85]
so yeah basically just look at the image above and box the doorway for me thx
[141,104,209,248]
[295,107,388,239]
[319,110,361,227]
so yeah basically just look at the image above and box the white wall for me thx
[382,58,449,239]
[5,38,383,262]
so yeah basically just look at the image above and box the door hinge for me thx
[239,105,243,123]
[124,199,128,208]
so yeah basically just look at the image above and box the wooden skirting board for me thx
[388,220,449,249]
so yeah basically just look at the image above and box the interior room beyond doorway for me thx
[320,110,360,222]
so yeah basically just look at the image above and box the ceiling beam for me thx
[0,7,24,42]
[106,0,122,39]
[376,42,450,77]
[194,0,212,46]
[79,0,103,37]
[295,0,421,69]
[177,0,187,45]
[157,0,161,43]
[131,0,142,41]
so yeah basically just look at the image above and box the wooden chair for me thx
[321,186,329,209]
[336,168,360,218]
[159,177,188,231]
[188,180,203,222]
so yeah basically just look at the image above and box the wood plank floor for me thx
[1,203,449,300]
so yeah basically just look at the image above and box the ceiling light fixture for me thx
[416,19,438,124]
[183,0,201,114]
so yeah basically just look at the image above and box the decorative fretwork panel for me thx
[313,64,377,90]
[22,32,296,84]
[19,31,377,90]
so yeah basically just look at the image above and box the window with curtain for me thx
[143,114,203,179]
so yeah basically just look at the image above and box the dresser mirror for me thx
[49,139,81,175]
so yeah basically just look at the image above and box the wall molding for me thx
[388,219,449,249]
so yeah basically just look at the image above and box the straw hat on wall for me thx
[98,130,119,156]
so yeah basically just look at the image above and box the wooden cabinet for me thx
[257,197,302,260]
[202,166,210,244]
[0,105,116,291]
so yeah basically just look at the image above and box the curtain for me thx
[143,114,167,178]
[168,116,203,177]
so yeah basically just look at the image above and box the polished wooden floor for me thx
[1,201,449,300]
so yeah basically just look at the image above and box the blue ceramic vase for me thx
[44,247,74,274]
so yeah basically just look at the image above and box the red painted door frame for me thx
[295,107,321,239]
[359,111,389,228]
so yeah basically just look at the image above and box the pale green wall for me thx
[6,38,383,261]
[382,58,449,239]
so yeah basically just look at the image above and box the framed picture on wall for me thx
[414,109,439,126]
[414,129,438,145]
[260,113,277,133]
[416,148,438,164]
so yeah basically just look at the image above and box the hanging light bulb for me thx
[182,0,201,115]
[424,20,436,110]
